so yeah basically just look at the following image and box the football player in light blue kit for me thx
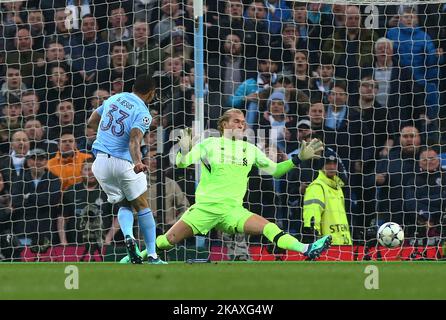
[88,74,166,264]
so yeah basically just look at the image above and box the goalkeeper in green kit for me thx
[122,109,332,262]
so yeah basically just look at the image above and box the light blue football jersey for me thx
[92,92,152,163]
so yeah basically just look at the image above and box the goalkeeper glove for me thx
[291,138,324,166]
[177,127,193,155]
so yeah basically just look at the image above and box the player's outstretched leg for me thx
[118,207,143,264]
[263,223,332,260]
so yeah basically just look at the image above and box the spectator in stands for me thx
[27,8,47,51]
[6,24,44,88]
[375,36,429,138]
[229,58,278,127]
[153,0,184,45]
[129,19,162,77]
[350,75,393,235]
[303,148,352,245]
[0,65,27,106]
[269,74,309,117]
[211,0,257,64]
[324,80,360,170]
[161,26,194,63]
[98,41,135,93]
[373,37,395,108]
[322,5,377,95]
[291,2,333,53]
[264,0,292,34]
[39,63,84,118]
[76,126,96,155]
[105,4,132,43]
[47,132,92,190]
[375,125,421,237]
[259,90,292,153]
[311,55,335,105]
[0,170,12,236]
[47,99,85,141]
[0,1,27,42]
[89,88,110,111]
[34,41,81,91]
[21,91,43,123]
[289,50,313,98]
[23,119,58,156]
[386,5,444,122]
[158,56,185,123]
[272,22,307,74]
[59,158,119,249]
[285,118,311,158]
[163,87,193,130]
[0,94,23,139]
[0,177,21,260]
[208,33,256,111]
[143,149,189,230]
[70,14,109,94]
[0,130,29,186]
[330,4,347,30]
[0,51,6,83]
[308,98,325,130]
[404,147,446,242]
[49,8,73,49]
[353,75,394,163]
[11,148,61,249]
[242,0,270,59]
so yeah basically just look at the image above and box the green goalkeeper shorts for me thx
[180,203,254,235]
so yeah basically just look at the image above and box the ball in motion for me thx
[377,222,404,248]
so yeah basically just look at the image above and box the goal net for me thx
[0,0,445,262]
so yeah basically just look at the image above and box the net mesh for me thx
[0,0,446,262]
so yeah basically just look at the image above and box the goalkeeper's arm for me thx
[261,139,324,178]
[175,128,203,168]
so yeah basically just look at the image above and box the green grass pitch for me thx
[1,261,446,300]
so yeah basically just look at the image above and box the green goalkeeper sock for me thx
[156,234,174,250]
[263,223,308,253]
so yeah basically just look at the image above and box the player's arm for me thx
[87,106,104,132]
[255,139,324,178]
[129,128,147,173]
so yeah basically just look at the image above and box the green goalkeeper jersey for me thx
[176,137,293,206]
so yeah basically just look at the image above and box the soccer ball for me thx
[377,222,404,248]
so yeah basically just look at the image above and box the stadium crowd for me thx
[0,0,446,260]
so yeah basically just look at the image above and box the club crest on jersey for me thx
[143,116,151,128]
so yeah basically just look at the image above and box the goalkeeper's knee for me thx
[156,234,174,250]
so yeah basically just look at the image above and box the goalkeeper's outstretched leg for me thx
[152,214,331,261]
[120,220,194,263]
[243,214,332,260]
[156,220,195,250]
[125,214,332,262]
[128,214,332,262]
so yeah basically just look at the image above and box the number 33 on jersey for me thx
[92,92,152,163]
